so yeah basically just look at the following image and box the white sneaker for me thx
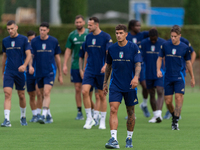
[99,124,106,129]
[83,119,95,129]
[148,116,157,123]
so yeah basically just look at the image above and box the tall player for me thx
[157,25,195,130]
[1,20,32,127]
[104,24,142,148]
[139,28,166,123]
[26,31,43,122]
[82,17,112,129]
[63,15,89,120]
[126,19,150,117]
[31,22,63,124]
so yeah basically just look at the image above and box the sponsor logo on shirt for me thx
[73,37,77,41]
[92,39,96,45]
[42,44,46,50]
[11,41,15,47]
[151,45,155,52]
[132,38,137,44]
[119,51,123,58]
[172,49,176,55]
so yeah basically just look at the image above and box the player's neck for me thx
[77,27,85,35]
[130,31,137,35]
[118,39,128,47]
[40,35,49,40]
[173,40,180,45]
[10,33,18,38]
[93,28,101,35]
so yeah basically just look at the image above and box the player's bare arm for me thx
[101,63,107,73]
[63,48,72,75]
[79,57,84,79]
[130,62,141,89]
[156,56,163,78]
[2,52,7,79]
[18,49,31,72]
[55,54,63,85]
[186,60,195,87]
[103,64,112,95]
[28,54,34,74]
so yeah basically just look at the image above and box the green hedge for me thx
[0,24,199,57]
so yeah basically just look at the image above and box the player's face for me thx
[88,20,97,32]
[28,35,36,42]
[131,21,141,33]
[116,30,128,42]
[171,32,181,45]
[39,27,49,39]
[7,23,18,38]
[150,36,158,44]
[75,18,85,30]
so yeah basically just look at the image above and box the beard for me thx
[77,26,83,31]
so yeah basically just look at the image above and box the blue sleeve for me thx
[142,31,149,39]
[2,40,6,53]
[184,47,191,61]
[133,44,142,63]
[138,42,144,57]
[159,45,165,57]
[54,39,61,55]
[106,48,112,64]
[189,46,194,53]
[79,42,85,58]
[24,37,31,51]
[30,40,35,55]
[106,34,113,50]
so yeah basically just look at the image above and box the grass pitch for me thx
[0,86,199,150]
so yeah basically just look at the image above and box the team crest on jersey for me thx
[172,49,176,55]
[151,45,155,52]
[119,51,124,58]
[42,44,46,50]
[132,38,137,44]
[92,39,96,45]
[11,41,15,47]
[73,37,77,41]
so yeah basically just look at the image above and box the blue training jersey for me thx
[2,34,31,73]
[79,42,86,59]
[159,41,191,77]
[107,41,142,92]
[85,31,112,75]
[139,37,166,79]
[31,35,61,78]
[126,31,149,46]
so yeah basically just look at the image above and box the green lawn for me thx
[0,86,199,150]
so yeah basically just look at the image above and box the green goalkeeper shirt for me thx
[65,28,89,69]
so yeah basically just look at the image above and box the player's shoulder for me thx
[180,37,189,44]
[31,36,40,43]
[180,41,189,48]
[86,32,93,38]
[69,30,77,36]
[101,31,111,38]
[108,42,118,49]
[157,37,166,43]
[48,35,58,42]
[3,36,10,41]
[140,38,149,44]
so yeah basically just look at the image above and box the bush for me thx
[0,24,199,57]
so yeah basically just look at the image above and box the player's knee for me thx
[4,91,12,100]
[18,92,25,101]
[82,88,89,96]
[43,90,50,98]
[165,99,172,105]
[75,86,81,93]
[110,105,117,114]
[28,92,36,101]
[36,89,42,98]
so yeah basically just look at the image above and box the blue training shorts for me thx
[37,72,56,89]
[164,75,185,95]
[139,63,146,82]
[70,69,82,83]
[109,89,139,106]
[146,77,164,89]
[4,71,26,90]
[82,72,104,90]
[26,73,36,92]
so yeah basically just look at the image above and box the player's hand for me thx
[29,66,34,74]
[130,76,138,89]
[185,68,188,73]
[157,70,163,78]
[191,77,195,88]
[63,65,68,76]
[80,70,84,79]
[18,65,26,72]
[58,75,63,85]
[101,65,106,73]
[103,82,108,96]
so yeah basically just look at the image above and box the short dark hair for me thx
[40,22,49,28]
[128,20,139,31]
[7,20,16,26]
[27,30,37,37]
[149,28,158,37]
[89,17,99,23]
[171,25,181,34]
[75,15,84,20]
[115,24,127,32]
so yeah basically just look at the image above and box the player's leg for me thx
[74,82,84,120]
[89,89,95,117]
[36,84,43,119]
[1,73,14,127]
[93,88,101,126]
[148,87,158,123]
[156,86,164,120]
[125,90,138,148]
[105,90,121,149]
[82,73,95,129]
